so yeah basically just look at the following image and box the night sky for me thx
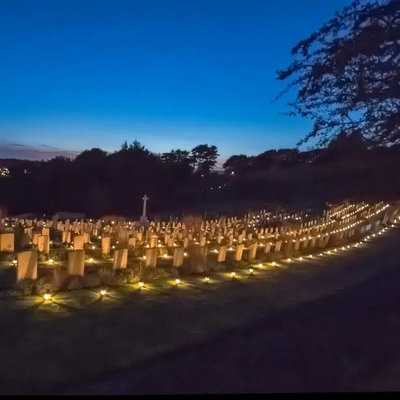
[0,0,350,161]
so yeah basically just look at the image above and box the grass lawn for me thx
[0,228,398,394]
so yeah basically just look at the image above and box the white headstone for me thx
[113,249,128,269]
[17,250,38,281]
[68,250,85,276]
[0,233,14,252]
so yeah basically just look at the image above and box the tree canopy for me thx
[276,0,400,147]
[2,138,400,216]
[190,144,219,174]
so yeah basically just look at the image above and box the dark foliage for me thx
[1,135,400,217]
[276,0,400,147]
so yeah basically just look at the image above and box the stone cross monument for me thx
[140,195,149,225]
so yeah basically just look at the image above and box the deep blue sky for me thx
[0,0,350,161]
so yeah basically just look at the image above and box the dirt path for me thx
[61,229,400,394]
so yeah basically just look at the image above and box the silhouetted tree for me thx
[162,149,190,163]
[276,0,400,147]
[190,144,219,174]
[251,150,278,171]
[223,154,252,174]
[3,139,400,216]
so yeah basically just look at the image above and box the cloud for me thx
[0,142,79,161]
[8,143,30,148]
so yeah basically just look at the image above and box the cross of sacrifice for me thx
[142,195,149,218]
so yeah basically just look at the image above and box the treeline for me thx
[1,133,400,217]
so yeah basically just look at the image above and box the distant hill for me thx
[0,158,39,168]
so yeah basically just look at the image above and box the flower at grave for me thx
[43,293,52,301]
[138,281,145,288]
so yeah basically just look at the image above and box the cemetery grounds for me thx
[0,201,398,394]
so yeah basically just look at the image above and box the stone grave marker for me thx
[264,242,272,254]
[113,249,128,269]
[17,250,38,281]
[0,233,14,252]
[145,248,157,267]
[102,237,111,255]
[73,235,84,250]
[217,245,227,262]
[235,244,244,261]
[82,232,90,244]
[248,242,258,261]
[128,237,136,248]
[37,235,50,253]
[68,250,85,276]
[173,247,185,268]
[62,231,71,243]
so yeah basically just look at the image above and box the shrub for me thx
[82,273,101,288]
[38,253,48,263]
[16,278,35,296]
[97,268,119,286]
[169,267,180,278]
[0,252,16,262]
[52,267,70,291]
[49,249,69,262]
[129,248,142,259]
[34,277,56,295]
[127,261,143,274]
[114,269,128,285]
[142,267,171,281]
[126,264,145,282]
[235,260,249,268]
[209,263,227,272]
[67,275,84,290]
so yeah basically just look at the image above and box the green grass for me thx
[0,229,396,394]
